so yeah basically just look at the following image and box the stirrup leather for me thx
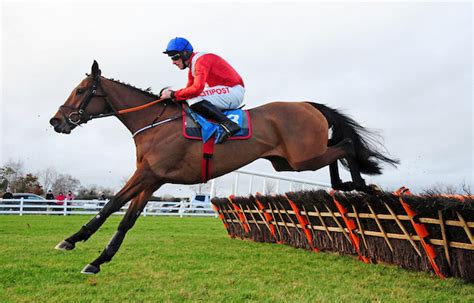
[220,123,233,135]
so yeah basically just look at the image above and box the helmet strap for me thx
[181,51,191,68]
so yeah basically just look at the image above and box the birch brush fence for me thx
[211,187,474,282]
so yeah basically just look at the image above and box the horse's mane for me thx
[108,78,160,99]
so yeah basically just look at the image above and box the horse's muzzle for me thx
[49,116,71,134]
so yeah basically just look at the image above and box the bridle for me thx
[59,74,115,127]
[57,75,182,136]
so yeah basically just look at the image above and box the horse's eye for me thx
[76,88,85,95]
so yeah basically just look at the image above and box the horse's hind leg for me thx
[339,139,369,191]
[55,168,155,251]
[327,137,345,189]
[329,139,368,191]
[289,138,367,191]
[329,160,365,191]
[267,153,350,190]
[290,138,350,172]
[329,161,344,189]
[345,157,368,191]
[81,186,159,274]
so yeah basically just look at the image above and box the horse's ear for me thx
[91,60,101,77]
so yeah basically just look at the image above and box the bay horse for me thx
[50,61,398,274]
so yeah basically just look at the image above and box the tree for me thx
[0,160,24,192]
[264,179,277,194]
[189,182,212,194]
[52,174,81,194]
[0,167,13,192]
[424,182,471,195]
[76,184,114,199]
[12,173,44,195]
[290,182,304,192]
[37,167,59,192]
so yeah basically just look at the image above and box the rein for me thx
[101,96,182,138]
[117,98,166,114]
[85,97,168,119]
[89,97,168,119]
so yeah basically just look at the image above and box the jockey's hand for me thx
[160,89,174,100]
[159,87,174,100]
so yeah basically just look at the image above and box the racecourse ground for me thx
[0,216,473,302]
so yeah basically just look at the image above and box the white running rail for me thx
[1,170,329,216]
[0,199,215,217]
[210,169,330,197]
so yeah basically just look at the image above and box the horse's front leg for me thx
[55,168,155,251]
[81,186,159,274]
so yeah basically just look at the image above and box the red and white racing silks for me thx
[174,52,245,109]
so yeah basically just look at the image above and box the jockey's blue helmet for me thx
[163,37,193,54]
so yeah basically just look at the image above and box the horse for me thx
[49,61,398,274]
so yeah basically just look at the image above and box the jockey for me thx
[161,37,245,144]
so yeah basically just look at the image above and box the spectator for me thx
[66,191,75,201]
[45,189,55,200]
[55,192,65,205]
[97,192,107,207]
[2,188,13,199]
[98,192,106,200]
[45,189,55,212]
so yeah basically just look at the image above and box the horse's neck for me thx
[104,79,170,135]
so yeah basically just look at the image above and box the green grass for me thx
[0,216,473,302]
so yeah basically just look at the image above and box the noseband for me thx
[59,75,114,127]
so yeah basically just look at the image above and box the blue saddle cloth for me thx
[182,106,252,143]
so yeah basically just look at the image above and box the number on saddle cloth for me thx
[182,106,252,143]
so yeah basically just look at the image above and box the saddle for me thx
[181,104,252,183]
[181,105,252,142]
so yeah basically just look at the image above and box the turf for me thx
[0,216,473,302]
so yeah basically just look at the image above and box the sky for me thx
[1,1,472,196]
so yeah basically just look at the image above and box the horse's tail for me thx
[308,102,399,175]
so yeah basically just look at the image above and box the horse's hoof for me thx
[55,240,75,251]
[81,264,100,275]
[367,184,383,195]
[338,182,354,191]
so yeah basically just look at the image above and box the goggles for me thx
[170,53,181,61]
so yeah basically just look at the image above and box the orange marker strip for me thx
[286,195,319,252]
[330,190,370,264]
[395,187,445,279]
[255,198,277,240]
[228,195,250,233]
[212,204,229,230]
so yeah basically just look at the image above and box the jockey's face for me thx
[170,53,189,70]
[172,57,187,70]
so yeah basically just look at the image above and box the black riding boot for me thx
[190,100,241,144]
